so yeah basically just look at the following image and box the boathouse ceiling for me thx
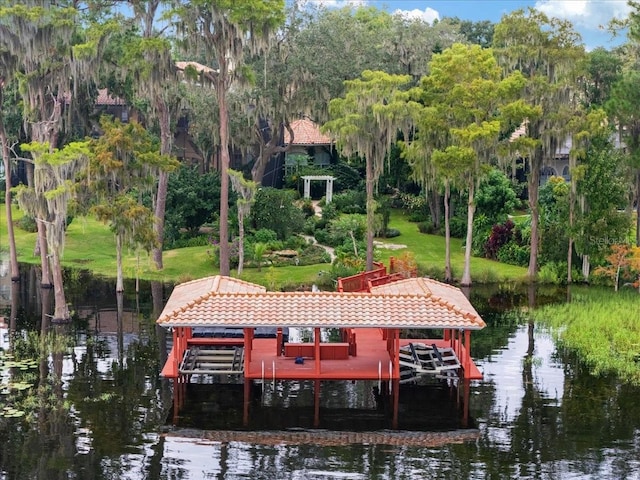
[156,276,486,331]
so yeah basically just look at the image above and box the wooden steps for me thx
[180,347,244,375]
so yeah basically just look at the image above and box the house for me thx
[283,118,334,174]
[511,122,626,185]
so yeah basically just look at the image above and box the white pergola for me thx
[302,175,335,204]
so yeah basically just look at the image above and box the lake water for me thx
[1,267,639,479]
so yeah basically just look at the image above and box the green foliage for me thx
[497,240,530,267]
[417,221,438,234]
[539,177,570,264]
[169,235,210,249]
[300,199,316,218]
[250,188,304,240]
[315,214,367,250]
[398,193,429,221]
[538,262,564,285]
[328,161,364,191]
[253,228,278,244]
[475,168,519,224]
[16,215,37,233]
[165,166,222,243]
[331,190,366,214]
[471,213,495,256]
[574,136,632,263]
[448,215,468,239]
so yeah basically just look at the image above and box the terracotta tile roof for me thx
[156,276,485,331]
[96,88,125,106]
[175,61,216,76]
[284,118,332,146]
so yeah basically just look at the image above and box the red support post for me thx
[314,327,321,375]
[276,327,283,356]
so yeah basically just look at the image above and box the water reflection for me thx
[0,265,639,479]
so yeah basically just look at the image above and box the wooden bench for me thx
[284,342,350,360]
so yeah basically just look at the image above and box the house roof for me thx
[95,88,126,106]
[284,118,332,146]
[156,276,485,330]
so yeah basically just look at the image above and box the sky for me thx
[306,0,632,50]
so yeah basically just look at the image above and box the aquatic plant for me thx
[533,289,640,385]
[0,351,37,418]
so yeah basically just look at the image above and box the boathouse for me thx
[157,263,486,427]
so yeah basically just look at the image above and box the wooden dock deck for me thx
[241,328,482,381]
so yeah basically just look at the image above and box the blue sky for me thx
[306,0,632,50]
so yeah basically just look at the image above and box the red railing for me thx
[337,262,387,292]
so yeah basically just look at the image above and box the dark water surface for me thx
[1,266,639,479]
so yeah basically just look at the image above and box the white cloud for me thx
[535,0,631,29]
[392,7,440,24]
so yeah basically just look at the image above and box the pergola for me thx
[301,175,335,203]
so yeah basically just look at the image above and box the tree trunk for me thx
[217,72,230,276]
[152,99,172,270]
[50,249,69,322]
[636,170,640,247]
[582,254,590,280]
[116,233,124,293]
[461,182,475,287]
[36,221,52,288]
[567,159,576,284]
[365,157,375,271]
[237,215,244,277]
[0,120,19,281]
[444,181,452,283]
[428,188,441,230]
[527,157,541,280]
[251,122,291,185]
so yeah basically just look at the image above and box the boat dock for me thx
[157,263,486,428]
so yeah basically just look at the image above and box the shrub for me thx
[448,216,467,239]
[417,221,438,234]
[171,235,210,249]
[17,215,37,233]
[329,214,366,247]
[303,216,317,235]
[301,199,316,218]
[497,242,530,267]
[399,192,427,215]
[332,190,366,214]
[383,228,401,238]
[472,214,494,256]
[407,211,429,222]
[253,228,278,244]
[250,188,305,240]
[485,220,515,259]
[538,262,566,285]
[313,228,331,245]
[284,235,307,250]
[334,238,367,259]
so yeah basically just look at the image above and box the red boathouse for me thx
[157,265,486,427]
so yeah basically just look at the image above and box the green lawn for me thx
[1,204,527,288]
[376,210,527,283]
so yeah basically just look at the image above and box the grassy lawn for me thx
[376,210,528,283]
[1,204,527,287]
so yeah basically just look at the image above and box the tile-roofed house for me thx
[284,118,332,146]
[281,118,335,177]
